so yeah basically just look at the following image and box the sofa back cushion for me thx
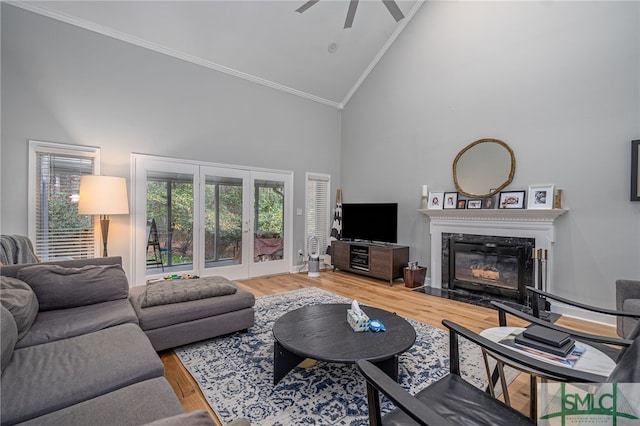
[17,264,129,311]
[0,276,39,339]
[1,256,122,278]
[1,306,17,373]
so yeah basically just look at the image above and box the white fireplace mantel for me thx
[419,208,569,291]
[419,208,568,222]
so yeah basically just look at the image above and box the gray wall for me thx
[1,4,341,276]
[342,1,640,308]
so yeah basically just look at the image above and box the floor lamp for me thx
[78,175,129,257]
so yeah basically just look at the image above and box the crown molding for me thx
[8,1,342,110]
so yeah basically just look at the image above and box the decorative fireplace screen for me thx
[442,233,535,303]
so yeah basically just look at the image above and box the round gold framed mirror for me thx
[452,138,516,198]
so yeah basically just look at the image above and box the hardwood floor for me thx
[160,270,617,425]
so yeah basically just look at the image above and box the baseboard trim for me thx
[550,302,616,327]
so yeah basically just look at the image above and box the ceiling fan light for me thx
[382,0,405,22]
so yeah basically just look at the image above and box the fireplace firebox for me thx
[442,233,534,304]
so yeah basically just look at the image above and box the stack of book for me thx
[514,325,575,357]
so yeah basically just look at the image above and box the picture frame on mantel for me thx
[428,192,444,209]
[499,190,525,209]
[632,140,640,201]
[467,199,482,209]
[443,192,458,209]
[482,195,497,209]
[527,184,555,209]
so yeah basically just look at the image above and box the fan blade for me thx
[344,0,359,28]
[382,0,405,22]
[296,0,320,14]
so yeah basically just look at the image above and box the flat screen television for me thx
[341,203,398,244]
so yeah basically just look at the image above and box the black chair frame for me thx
[528,286,640,323]
[356,319,606,426]
[493,286,640,360]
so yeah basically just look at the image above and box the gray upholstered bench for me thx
[129,277,255,351]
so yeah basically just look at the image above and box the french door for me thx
[132,155,292,284]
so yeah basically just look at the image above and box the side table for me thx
[480,326,615,419]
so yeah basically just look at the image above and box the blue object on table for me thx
[369,319,386,332]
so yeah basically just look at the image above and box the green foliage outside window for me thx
[147,178,194,265]
[46,175,92,231]
[256,186,284,236]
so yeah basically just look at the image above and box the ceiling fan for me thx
[296,0,405,29]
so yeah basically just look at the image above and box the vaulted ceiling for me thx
[15,1,424,109]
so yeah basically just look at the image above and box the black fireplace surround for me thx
[442,233,535,304]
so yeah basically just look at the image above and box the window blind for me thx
[306,174,330,256]
[33,147,97,260]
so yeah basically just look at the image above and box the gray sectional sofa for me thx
[0,256,253,426]
[616,279,640,338]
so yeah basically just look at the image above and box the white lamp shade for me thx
[78,175,129,215]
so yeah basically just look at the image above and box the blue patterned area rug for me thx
[174,287,491,425]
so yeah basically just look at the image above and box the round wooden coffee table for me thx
[272,303,416,385]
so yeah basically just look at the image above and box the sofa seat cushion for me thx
[15,378,184,426]
[0,276,39,339]
[15,299,138,349]
[16,264,129,311]
[129,284,255,331]
[1,323,164,425]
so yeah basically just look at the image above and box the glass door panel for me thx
[204,176,243,266]
[200,167,251,279]
[250,171,292,277]
[253,179,284,263]
[146,170,195,275]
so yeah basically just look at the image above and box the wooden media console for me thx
[331,240,409,284]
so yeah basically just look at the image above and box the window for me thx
[305,173,330,257]
[29,141,100,260]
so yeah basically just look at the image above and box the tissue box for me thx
[347,309,370,332]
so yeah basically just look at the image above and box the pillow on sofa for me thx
[17,264,129,311]
[0,276,39,339]
[1,305,18,373]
